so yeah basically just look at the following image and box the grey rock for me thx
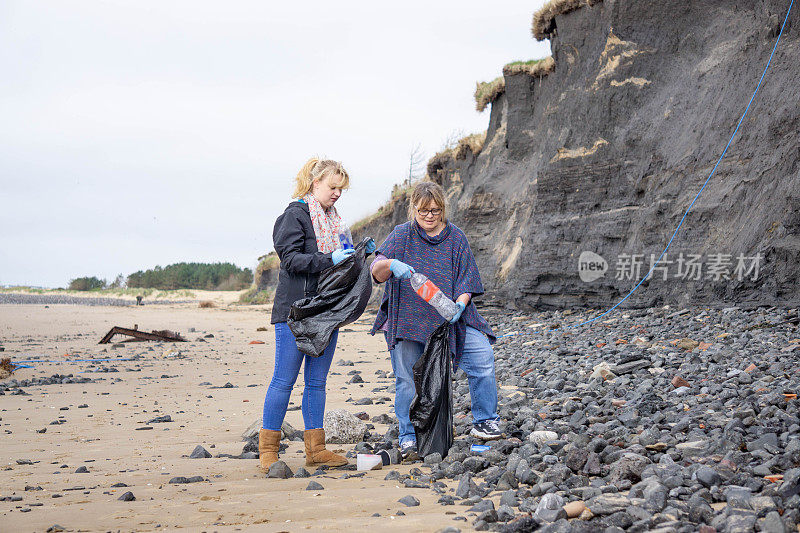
[761,511,788,533]
[582,452,602,476]
[468,499,495,513]
[305,481,324,490]
[117,491,135,501]
[398,495,420,507]
[499,490,519,508]
[267,461,293,479]
[695,466,721,488]
[168,476,204,484]
[497,470,519,491]
[609,453,650,485]
[536,493,566,522]
[424,452,443,464]
[726,511,757,533]
[529,431,558,445]
[477,509,499,523]
[565,448,589,472]
[726,486,753,510]
[643,482,668,512]
[587,494,633,515]
[456,473,479,499]
[190,445,212,459]
[323,409,367,444]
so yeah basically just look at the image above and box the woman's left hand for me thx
[449,301,466,324]
[365,238,376,254]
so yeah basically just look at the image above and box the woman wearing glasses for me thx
[369,181,500,462]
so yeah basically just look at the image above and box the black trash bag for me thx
[287,238,373,357]
[409,322,453,459]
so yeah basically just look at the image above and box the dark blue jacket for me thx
[270,201,334,324]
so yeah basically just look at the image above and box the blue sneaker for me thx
[399,440,420,463]
[471,419,502,441]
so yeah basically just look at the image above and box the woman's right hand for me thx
[332,248,355,265]
[389,260,415,279]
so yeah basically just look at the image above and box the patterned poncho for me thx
[369,221,495,367]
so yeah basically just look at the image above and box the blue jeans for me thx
[390,326,498,446]
[262,322,338,431]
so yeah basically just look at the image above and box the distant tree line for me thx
[127,263,253,290]
[68,276,107,291]
[68,263,253,291]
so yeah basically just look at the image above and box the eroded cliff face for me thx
[267,0,798,311]
[426,0,799,310]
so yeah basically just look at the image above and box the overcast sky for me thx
[0,1,550,288]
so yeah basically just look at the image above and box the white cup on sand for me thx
[356,454,383,471]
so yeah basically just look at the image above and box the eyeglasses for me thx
[417,208,442,217]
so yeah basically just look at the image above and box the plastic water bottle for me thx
[410,272,458,321]
[338,227,353,250]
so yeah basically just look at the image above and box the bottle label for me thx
[338,232,353,250]
[415,279,439,302]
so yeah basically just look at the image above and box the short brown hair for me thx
[408,181,447,221]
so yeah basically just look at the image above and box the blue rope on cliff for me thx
[565,0,795,330]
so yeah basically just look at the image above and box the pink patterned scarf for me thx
[303,193,344,253]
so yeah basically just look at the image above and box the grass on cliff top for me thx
[503,56,555,77]
[238,287,274,304]
[475,76,505,112]
[351,183,412,234]
[474,57,554,112]
[428,131,488,177]
[532,0,603,40]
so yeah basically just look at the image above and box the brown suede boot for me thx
[304,429,348,467]
[258,428,281,473]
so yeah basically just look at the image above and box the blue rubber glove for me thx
[449,301,466,324]
[389,260,415,279]
[365,238,376,254]
[332,248,355,265]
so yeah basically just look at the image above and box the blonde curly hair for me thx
[292,157,350,198]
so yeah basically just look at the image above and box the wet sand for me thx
[0,302,475,532]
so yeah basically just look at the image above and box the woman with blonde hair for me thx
[258,157,375,472]
[370,181,500,462]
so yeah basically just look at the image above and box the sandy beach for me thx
[0,300,476,532]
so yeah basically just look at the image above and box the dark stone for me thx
[469,500,495,513]
[696,466,722,488]
[305,481,324,490]
[398,495,420,507]
[117,491,135,501]
[583,452,602,476]
[189,445,212,459]
[477,509,499,523]
[294,467,311,478]
[565,448,589,472]
[608,453,650,485]
[267,461,293,479]
[424,452,443,464]
[456,473,479,499]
